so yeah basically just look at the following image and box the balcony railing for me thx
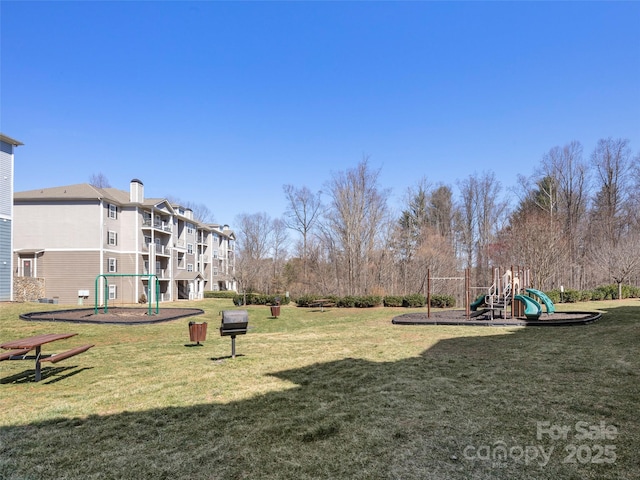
[142,219,172,233]
[141,243,170,255]
[143,268,167,278]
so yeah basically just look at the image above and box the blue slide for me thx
[514,294,542,320]
[525,288,555,314]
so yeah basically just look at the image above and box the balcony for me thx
[142,219,172,233]
[141,242,170,256]
[143,268,167,279]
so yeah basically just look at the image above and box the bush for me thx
[204,291,237,299]
[620,284,640,299]
[545,290,561,304]
[561,289,581,303]
[337,296,357,308]
[233,293,290,306]
[594,285,616,300]
[403,294,426,308]
[430,294,456,308]
[383,295,404,307]
[354,295,383,308]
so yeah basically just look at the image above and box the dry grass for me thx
[0,299,638,479]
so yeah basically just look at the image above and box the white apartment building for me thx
[13,179,236,305]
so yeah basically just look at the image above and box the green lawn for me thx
[1,299,638,479]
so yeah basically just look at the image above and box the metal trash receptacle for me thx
[188,321,208,345]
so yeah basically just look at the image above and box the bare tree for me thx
[270,218,290,293]
[589,231,640,299]
[283,185,322,293]
[456,172,506,286]
[324,158,390,295]
[234,212,274,297]
[590,137,633,246]
[89,173,111,188]
[538,141,589,288]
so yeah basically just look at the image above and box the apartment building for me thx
[1,134,23,301]
[13,179,236,305]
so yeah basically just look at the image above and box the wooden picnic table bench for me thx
[308,299,336,312]
[1,333,94,381]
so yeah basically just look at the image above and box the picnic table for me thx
[0,333,94,382]
[308,299,336,312]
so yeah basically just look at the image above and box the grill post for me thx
[220,310,248,359]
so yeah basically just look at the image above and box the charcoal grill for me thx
[220,310,249,358]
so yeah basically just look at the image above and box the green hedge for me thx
[383,296,404,307]
[546,284,640,303]
[295,293,453,308]
[232,293,291,306]
[203,291,237,299]
[430,294,456,308]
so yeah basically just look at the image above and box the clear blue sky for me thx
[2,1,639,224]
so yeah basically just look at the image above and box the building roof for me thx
[14,183,155,205]
[14,183,108,201]
[175,271,204,281]
[0,133,24,146]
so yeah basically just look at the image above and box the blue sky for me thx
[2,1,639,224]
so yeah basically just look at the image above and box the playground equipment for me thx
[94,274,160,315]
[469,267,555,320]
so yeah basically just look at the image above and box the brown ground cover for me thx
[20,306,205,324]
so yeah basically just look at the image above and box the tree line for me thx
[234,137,640,301]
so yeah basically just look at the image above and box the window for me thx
[22,259,32,277]
[108,258,117,273]
[187,243,193,254]
[187,223,194,235]
[108,284,117,300]
[213,266,218,276]
[108,204,117,219]
[213,250,219,259]
[108,231,117,246]
[187,264,193,272]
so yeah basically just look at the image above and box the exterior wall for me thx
[14,201,102,249]
[38,250,101,304]
[0,220,11,300]
[1,141,15,301]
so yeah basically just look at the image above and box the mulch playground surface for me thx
[19,306,601,327]
[392,310,602,327]
[20,307,205,325]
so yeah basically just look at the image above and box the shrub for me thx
[338,296,357,308]
[594,285,616,300]
[579,290,593,302]
[204,291,237,299]
[383,296,404,307]
[403,294,426,308]
[620,284,640,299]
[430,294,456,308]
[545,290,561,304]
[354,295,383,308]
[233,293,290,306]
[561,289,581,303]
[138,293,147,304]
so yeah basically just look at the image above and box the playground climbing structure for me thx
[470,267,555,320]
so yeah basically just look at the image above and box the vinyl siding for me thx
[0,220,11,300]
[0,146,12,216]
[39,251,101,304]
[14,200,102,249]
